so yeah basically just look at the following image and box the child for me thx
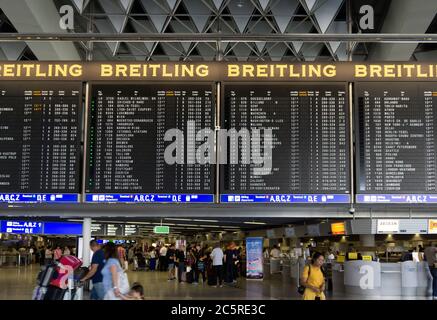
[120,282,144,300]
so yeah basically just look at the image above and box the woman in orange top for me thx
[300,252,326,300]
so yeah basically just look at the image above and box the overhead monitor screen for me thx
[220,83,350,203]
[355,82,437,204]
[85,83,215,203]
[0,82,82,203]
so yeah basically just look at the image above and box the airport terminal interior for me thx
[0,0,436,301]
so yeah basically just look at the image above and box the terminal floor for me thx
[0,264,433,300]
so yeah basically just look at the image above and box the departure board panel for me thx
[220,83,350,203]
[85,83,215,203]
[356,82,437,204]
[0,82,81,203]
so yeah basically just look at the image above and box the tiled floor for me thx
[0,264,433,300]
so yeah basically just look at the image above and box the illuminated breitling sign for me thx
[1,62,437,81]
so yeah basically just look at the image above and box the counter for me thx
[270,258,281,274]
[340,260,432,297]
[263,261,270,279]
[281,258,292,283]
[331,263,345,294]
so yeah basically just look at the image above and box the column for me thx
[82,218,92,267]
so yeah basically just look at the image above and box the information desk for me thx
[341,261,432,297]
[270,258,281,274]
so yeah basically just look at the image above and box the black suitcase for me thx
[37,264,57,287]
[43,285,67,300]
[186,270,193,284]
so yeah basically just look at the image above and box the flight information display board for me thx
[85,83,215,203]
[0,82,81,203]
[356,82,437,204]
[220,83,350,203]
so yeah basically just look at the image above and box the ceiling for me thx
[0,0,436,62]
[0,215,322,235]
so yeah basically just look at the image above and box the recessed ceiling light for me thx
[165,218,192,221]
[192,219,219,223]
[243,221,266,225]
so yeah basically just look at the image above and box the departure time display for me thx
[220,83,350,203]
[0,82,82,203]
[85,83,215,203]
[356,82,437,203]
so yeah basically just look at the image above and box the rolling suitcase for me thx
[50,255,82,289]
[186,270,193,284]
[32,264,57,300]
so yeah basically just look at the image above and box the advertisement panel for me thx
[246,237,264,280]
[377,219,400,234]
[428,219,437,234]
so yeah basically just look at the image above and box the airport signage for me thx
[154,226,170,234]
[246,237,264,280]
[331,222,346,235]
[377,219,400,234]
[356,194,437,204]
[0,194,79,203]
[0,220,43,234]
[85,194,214,203]
[428,220,437,234]
[220,194,350,203]
[0,221,82,235]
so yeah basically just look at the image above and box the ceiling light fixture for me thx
[243,221,266,225]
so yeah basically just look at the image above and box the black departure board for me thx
[0,82,82,202]
[220,83,350,203]
[356,82,437,203]
[85,83,215,203]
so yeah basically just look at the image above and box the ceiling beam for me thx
[0,0,81,60]
[2,32,437,42]
[368,0,437,60]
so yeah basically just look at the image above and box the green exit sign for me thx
[153,226,170,234]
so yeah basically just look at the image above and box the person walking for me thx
[196,245,207,284]
[424,244,437,299]
[176,246,186,283]
[224,243,235,284]
[166,244,176,281]
[300,252,326,300]
[102,242,124,300]
[80,240,106,300]
[210,243,224,288]
[159,245,168,272]
[149,248,157,271]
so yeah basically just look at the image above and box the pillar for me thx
[360,234,375,247]
[82,218,92,267]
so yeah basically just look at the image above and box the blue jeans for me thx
[90,281,105,300]
[431,267,437,297]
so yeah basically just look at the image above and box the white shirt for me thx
[160,247,168,257]
[270,248,281,258]
[211,248,224,266]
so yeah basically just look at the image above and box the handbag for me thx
[297,265,311,295]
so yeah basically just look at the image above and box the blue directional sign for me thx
[356,194,437,204]
[85,194,214,203]
[220,194,350,203]
[0,194,79,203]
[0,221,43,234]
